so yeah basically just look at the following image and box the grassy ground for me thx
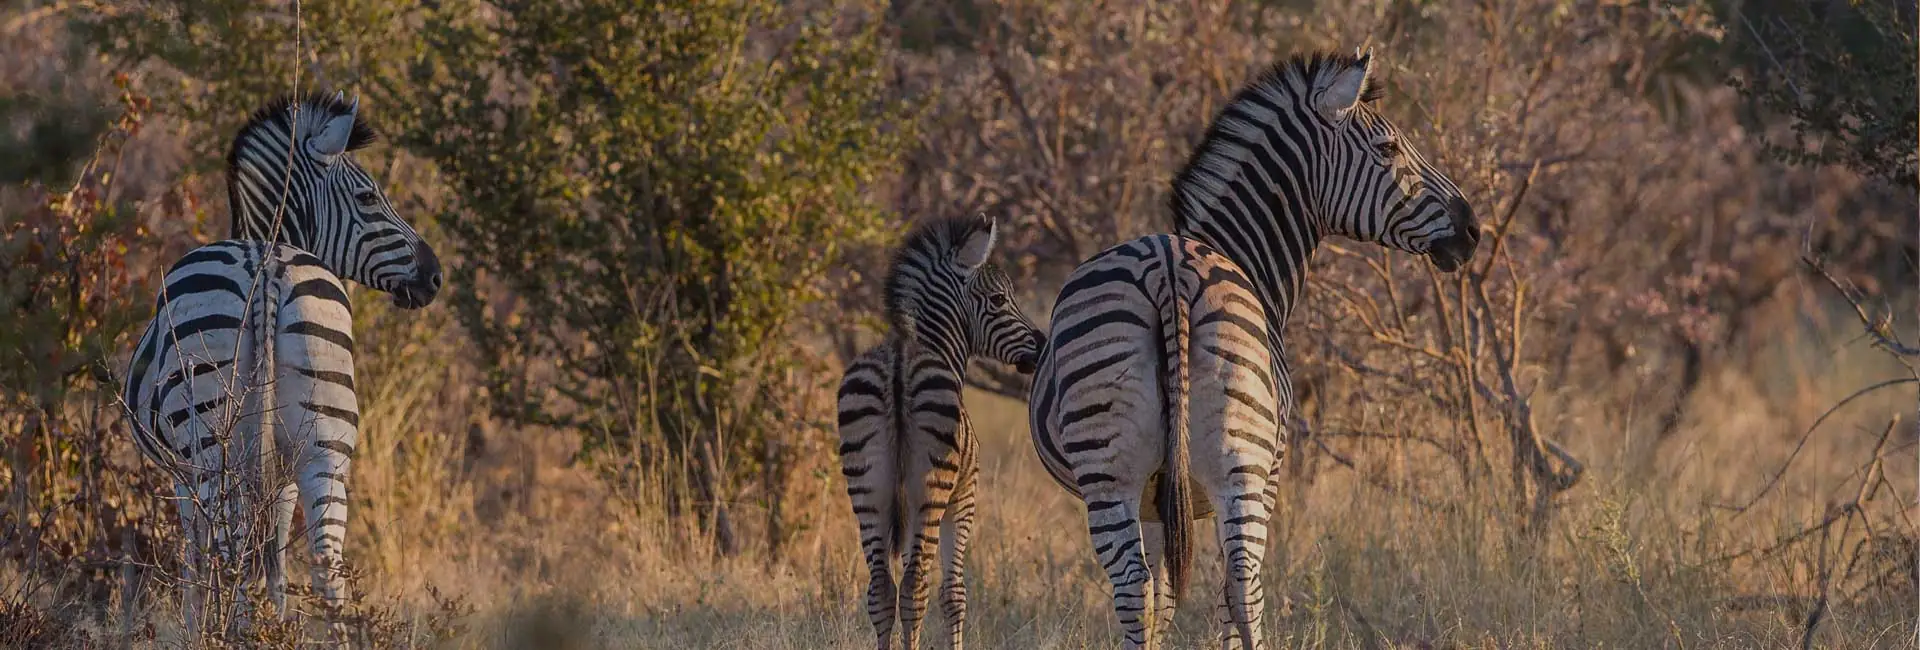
[405,294,1914,649]
[6,291,1913,650]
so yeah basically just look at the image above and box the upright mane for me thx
[225,91,380,176]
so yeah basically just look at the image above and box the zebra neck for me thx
[899,324,968,380]
[1176,210,1320,331]
[228,148,315,256]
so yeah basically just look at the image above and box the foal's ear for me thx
[953,214,998,276]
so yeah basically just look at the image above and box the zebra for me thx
[835,213,1042,650]
[1025,48,1481,649]
[120,91,441,636]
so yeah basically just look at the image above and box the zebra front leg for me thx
[173,483,209,641]
[1084,487,1155,650]
[1140,519,1176,645]
[937,463,978,649]
[266,482,297,620]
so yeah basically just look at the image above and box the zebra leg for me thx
[1214,577,1242,649]
[1139,520,1176,645]
[894,507,938,650]
[1213,464,1274,650]
[173,482,208,639]
[862,527,900,650]
[844,448,899,649]
[1084,488,1155,650]
[938,462,977,649]
[296,435,354,629]
[1215,462,1283,649]
[1128,517,1175,648]
[266,482,297,619]
[897,452,957,650]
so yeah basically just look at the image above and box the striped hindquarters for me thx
[123,241,359,475]
[1028,234,1286,503]
[837,344,902,563]
[1026,233,1286,648]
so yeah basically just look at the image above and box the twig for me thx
[1802,256,1920,358]
[1715,380,1918,516]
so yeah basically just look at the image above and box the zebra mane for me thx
[225,91,381,174]
[881,214,994,339]
[1168,49,1381,231]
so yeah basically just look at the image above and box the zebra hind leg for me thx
[896,488,948,650]
[297,450,354,643]
[937,463,978,649]
[1214,466,1274,650]
[850,469,900,650]
[1084,488,1155,650]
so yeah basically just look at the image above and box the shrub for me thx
[392,0,907,552]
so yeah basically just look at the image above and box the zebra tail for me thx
[887,337,910,560]
[888,477,907,559]
[1157,243,1195,601]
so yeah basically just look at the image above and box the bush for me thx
[392,0,906,551]
[1715,0,1918,187]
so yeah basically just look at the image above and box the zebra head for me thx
[227,91,443,308]
[1305,48,1480,271]
[965,263,1042,374]
[884,213,1042,373]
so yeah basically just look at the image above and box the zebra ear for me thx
[953,214,997,275]
[1313,49,1374,120]
[306,97,359,163]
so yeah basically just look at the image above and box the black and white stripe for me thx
[1026,49,1481,649]
[121,92,441,634]
[836,214,1041,650]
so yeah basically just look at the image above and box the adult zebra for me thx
[836,214,1041,650]
[1026,49,1480,649]
[121,92,441,635]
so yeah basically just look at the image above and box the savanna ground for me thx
[4,0,1918,648]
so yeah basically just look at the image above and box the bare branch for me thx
[1802,256,1920,358]
[1716,384,1918,516]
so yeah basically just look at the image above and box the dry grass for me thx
[5,250,1913,650]
[192,286,1899,650]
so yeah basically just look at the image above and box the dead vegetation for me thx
[1,0,1915,648]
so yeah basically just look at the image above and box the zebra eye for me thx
[989,294,1010,308]
[1374,140,1400,159]
[354,190,380,207]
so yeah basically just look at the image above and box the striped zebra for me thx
[836,214,1042,650]
[121,92,440,635]
[1025,49,1481,649]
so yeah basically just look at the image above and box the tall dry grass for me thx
[241,283,1903,649]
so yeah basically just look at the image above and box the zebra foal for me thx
[1026,49,1481,649]
[836,214,1042,650]
[121,92,441,636]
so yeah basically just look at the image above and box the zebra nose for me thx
[428,272,443,290]
[1447,197,1479,244]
